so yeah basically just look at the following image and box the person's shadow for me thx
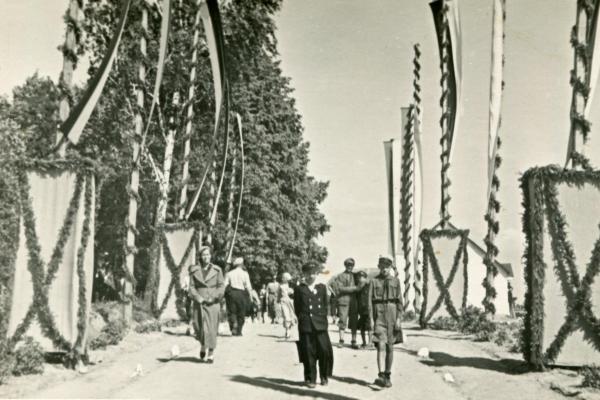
[229,375,361,400]
[330,375,382,391]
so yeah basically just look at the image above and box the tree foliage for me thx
[0,0,329,298]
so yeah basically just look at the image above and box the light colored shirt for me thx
[225,267,252,292]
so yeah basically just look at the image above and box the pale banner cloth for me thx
[8,170,95,351]
[157,227,197,320]
[383,138,402,263]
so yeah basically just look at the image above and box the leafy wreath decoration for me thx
[6,159,97,365]
[154,221,201,319]
[521,164,600,369]
[419,228,469,328]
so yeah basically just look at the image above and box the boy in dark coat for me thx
[294,265,334,388]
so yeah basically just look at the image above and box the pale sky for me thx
[3,1,600,300]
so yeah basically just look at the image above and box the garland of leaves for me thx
[419,228,469,328]
[154,222,201,319]
[400,105,415,311]
[8,165,94,363]
[520,165,600,369]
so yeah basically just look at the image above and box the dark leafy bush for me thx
[581,365,600,389]
[12,336,44,376]
[402,310,416,322]
[92,300,122,324]
[0,341,16,385]
[134,320,162,334]
[429,316,458,331]
[459,306,496,339]
[89,319,128,350]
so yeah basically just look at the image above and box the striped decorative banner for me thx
[430,0,463,163]
[59,0,133,144]
[487,0,505,203]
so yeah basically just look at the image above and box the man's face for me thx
[344,263,354,273]
[378,262,391,277]
[200,249,211,265]
[304,271,317,285]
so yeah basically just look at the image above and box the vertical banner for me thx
[585,0,600,118]
[487,0,505,203]
[430,0,463,163]
[384,138,402,265]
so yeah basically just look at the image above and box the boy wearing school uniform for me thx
[368,256,403,388]
[294,265,334,388]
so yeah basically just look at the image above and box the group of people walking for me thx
[184,243,404,389]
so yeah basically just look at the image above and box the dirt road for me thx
[1,321,584,399]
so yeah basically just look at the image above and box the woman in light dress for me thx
[278,272,297,339]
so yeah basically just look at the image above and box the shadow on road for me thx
[229,375,360,400]
[156,356,201,363]
[257,334,282,339]
[419,351,530,375]
[407,333,470,341]
[330,375,380,391]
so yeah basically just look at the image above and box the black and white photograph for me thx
[1,0,600,399]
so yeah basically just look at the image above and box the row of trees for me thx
[0,0,329,304]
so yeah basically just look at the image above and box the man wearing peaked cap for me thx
[329,257,359,347]
[224,257,253,336]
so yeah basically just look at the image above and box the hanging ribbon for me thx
[430,0,463,163]
[209,89,231,226]
[226,113,245,264]
[58,0,133,145]
[136,0,173,165]
[384,138,402,263]
[184,0,228,219]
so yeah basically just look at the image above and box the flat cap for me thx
[233,257,244,267]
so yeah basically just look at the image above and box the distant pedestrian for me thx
[250,288,261,322]
[278,272,297,339]
[368,256,403,388]
[266,276,280,324]
[329,258,359,347]
[259,284,267,323]
[294,265,334,388]
[224,257,253,336]
[354,270,372,348]
[189,246,225,363]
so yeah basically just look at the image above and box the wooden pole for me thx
[56,0,83,156]
[123,2,148,322]
[411,43,423,313]
[483,0,506,315]
[439,0,451,228]
[567,0,595,168]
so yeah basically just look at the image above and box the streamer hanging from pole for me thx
[185,0,228,220]
[209,88,231,226]
[57,0,133,146]
[412,43,424,313]
[226,113,245,264]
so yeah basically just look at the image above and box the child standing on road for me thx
[368,256,403,388]
[355,270,372,348]
[294,265,334,388]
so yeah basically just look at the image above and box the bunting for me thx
[430,0,463,163]
[384,137,402,264]
[58,0,133,145]
[185,0,228,219]
[226,113,245,264]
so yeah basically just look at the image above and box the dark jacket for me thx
[294,283,329,333]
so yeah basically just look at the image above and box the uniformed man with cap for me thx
[329,257,359,347]
[368,255,404,388]
[224,257,253,336]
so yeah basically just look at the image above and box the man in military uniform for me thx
[329,258,359,347]
[368,256,403,388]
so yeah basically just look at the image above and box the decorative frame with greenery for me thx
[521,164,600,369]
[2,157,100,366]
[153,221,202,319]
[419,227,469,328]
